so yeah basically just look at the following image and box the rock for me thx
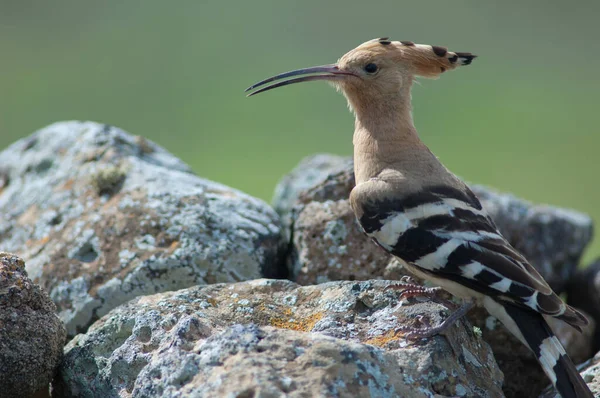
[274,155,409,284]
[272,154,351,235]
[273,155,592,293]
[291,199,407,285]
[566,258,600,353]
[55,279,504,397]
[0,121,286,335]
[0,252,66,397]
[576,352,600,397]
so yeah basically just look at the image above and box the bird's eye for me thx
[364,63,378,74]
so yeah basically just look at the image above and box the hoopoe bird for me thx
[246,38,593,398]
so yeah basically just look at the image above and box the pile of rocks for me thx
[0,121,598,397]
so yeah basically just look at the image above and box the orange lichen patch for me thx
[25,235,51,250]
[14,278,26,290]
[268,310,324,332]
[364,330,399,347]
[38,236,50,245]
[168,241,179,252]
[281,308,293,317]
[61,178,75,191]
[254,303,275,316]
[206,298,218,307]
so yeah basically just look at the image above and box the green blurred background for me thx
[1,1,598,262]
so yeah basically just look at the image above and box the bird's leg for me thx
[385,278,474,340]
[395,299,475,340]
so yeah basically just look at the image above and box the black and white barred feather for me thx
[355,184,591,398]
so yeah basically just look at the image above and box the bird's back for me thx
[350,170,587,332]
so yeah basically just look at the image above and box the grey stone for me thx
[291,199,406,285]
[274,155,406,285]
[0,121,286,335]
[272,154,351,236]
[0,252,66,397]
[576,352,600,397]
[55,279,504,397]
[273,154,592,293]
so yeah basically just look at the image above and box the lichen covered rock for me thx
[274,155,408,285]
[0,252,66,397]
[0,121,286,335]
[56,279,504,397]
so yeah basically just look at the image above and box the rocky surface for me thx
[1,126,594,397]
[273,154,352,236]
[273,154,593,293]
[574,352,600,397]
[0,121,286,335]
[274,155,408,285]
[0,252,66,397]
[55,279,504,398]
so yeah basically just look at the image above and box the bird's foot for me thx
[394,300,474,341]
[385,276,452,307]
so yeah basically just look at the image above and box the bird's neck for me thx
[351,89,435,185]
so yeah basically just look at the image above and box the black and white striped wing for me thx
[358,185,574,322]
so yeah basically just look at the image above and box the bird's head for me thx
[246,38,476,116]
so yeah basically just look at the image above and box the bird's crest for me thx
[341,38,477,79]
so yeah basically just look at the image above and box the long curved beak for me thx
[245,64,356,97]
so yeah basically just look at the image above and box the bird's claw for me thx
[385,281,443,301]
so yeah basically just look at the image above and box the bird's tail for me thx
[502,303,593,398]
